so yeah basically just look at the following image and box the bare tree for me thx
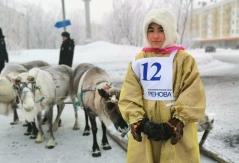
[101,0,193,47]
[0,0,85,50]
[178,0,193,45]
[101,0,154,46]
[101,0,183,46]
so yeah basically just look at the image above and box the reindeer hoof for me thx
[35,139,43,143]
[10,119,20,125]
[102,143,112,150]
[30,135,37,139]
[73,126,80,131]
[92,150,101,157]
[10,121,20,125]
[24,132,31,136]
[45,145,55,149]
[83,130,90,136]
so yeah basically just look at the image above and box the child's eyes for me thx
[148,29,154,32]
[147,29,164,32]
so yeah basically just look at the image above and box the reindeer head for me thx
[12,75,36,112]
[98,87,120,103]
[98,87,129,136]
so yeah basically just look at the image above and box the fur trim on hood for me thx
[142,8,179,48]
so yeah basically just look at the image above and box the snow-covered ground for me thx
[1,41,239,163]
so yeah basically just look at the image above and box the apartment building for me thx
[188,0,239,49]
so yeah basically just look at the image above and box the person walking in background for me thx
[119,8,206,163]
[0,28,9,73]
[58,31,75,67]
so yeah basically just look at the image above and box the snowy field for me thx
[1,41,239,163]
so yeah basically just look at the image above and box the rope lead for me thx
[35,86,41,90]
[75,92,82,111]
[35,96,46,103]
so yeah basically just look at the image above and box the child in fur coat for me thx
[119,8,206,163]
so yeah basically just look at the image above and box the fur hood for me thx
[142,8,179,48]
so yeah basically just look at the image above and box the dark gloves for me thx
[166,118,184,145]
[141,118,174,141]
[131,118,184,144]
[131,118,173,142]
[130,121,143,142]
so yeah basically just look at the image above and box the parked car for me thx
[205,46,216,53]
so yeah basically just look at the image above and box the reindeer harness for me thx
[12,72,58,104]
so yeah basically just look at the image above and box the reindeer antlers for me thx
[12,76,22,85]
[27,75,35,82]
[106,83,113,88]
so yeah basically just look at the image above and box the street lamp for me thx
[83,0,92,44]
[61,0,66,31]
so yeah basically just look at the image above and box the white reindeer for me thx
[13,65,80,149]
[0,60,50,125]
[0,71,20,116]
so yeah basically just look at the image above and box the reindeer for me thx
[0,60,50,125]
[1,60,51,77]
[13,65,80,149]
[74,63,94,136]
[74,63,129,157]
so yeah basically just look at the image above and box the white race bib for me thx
[132,50,177,101]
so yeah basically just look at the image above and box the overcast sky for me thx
[64,0,113,22]
[7,0,113,23]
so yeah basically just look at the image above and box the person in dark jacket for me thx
[58,32,75,67]
[0,28,9,73]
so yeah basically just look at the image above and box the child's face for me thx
[147,23,165,48]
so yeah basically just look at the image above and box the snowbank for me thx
[8,41,230,82]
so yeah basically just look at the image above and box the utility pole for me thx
[61,0,66,31]
[83,0,92,44]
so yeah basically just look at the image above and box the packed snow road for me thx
[1,52,238,163]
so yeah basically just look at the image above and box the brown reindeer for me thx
[74,63,129,157]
